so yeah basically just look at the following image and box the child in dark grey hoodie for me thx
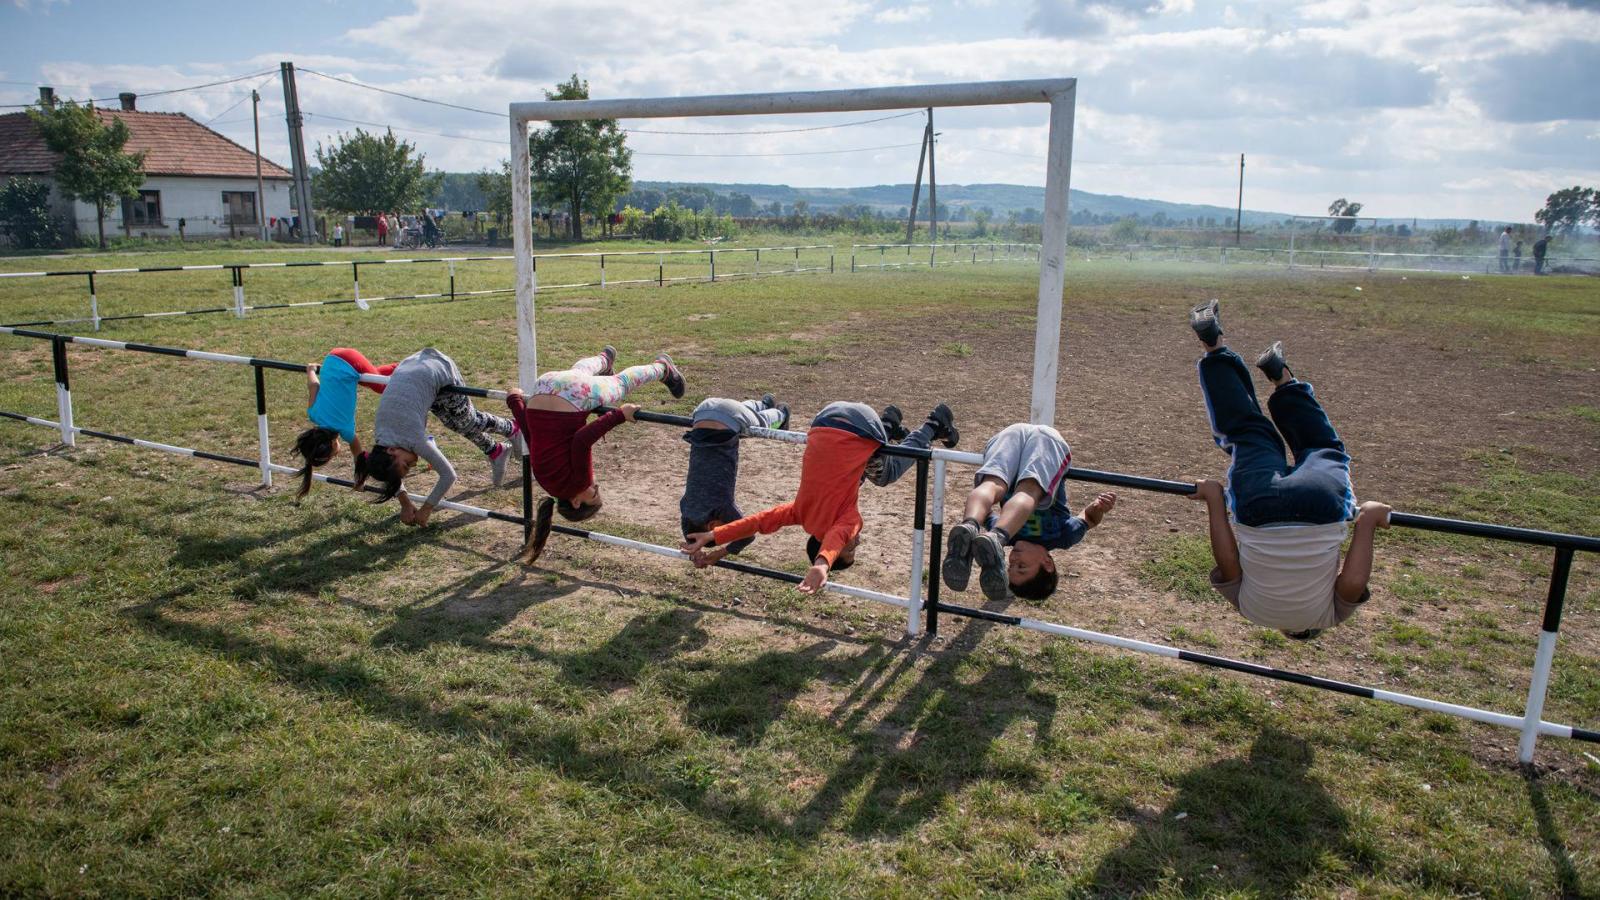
[680,395,790,568]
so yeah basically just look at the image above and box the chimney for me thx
[119,92,136,111]
[38,86,55,108]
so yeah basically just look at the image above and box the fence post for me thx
[87,273,100,331]
[754,248,760,277]
[448,259,457,301]
[1519,547,1574,764]
[831,253,835,274]
[51,336,74,447]
[233,266,247,318]
[659,262,664,286]
[254,366,272,488]
[906,457,928,637]
[709,250,716,282]
[351,261,361,309]
[600,254,606,288]
[927,456,945,636]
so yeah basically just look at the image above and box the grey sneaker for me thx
[1189,299,1223,346]
[972,531,1010,602]
[1255,341,1293,383]
[656,353,685,398]
[942,520,979,591]
[490,443,510,487]
[598,345,617,376]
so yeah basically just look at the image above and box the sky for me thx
[2,0,1597,222]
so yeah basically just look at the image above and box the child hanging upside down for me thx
[942,423,1117,602]
[291,347,398,499]
[682,401,959,594]
[1188,299,1391,639]
[680,394,791,568]
[511,346,686,562]
[358,348,520,526]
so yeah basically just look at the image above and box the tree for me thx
[1327,198,1364,234]
[528,75,632,241]
[313,129,437,216]
[28,100,146,249]
[0,177,62,250]
[1535,186,1599,236]
[475,161,513,229]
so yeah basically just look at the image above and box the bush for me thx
[0,177,64,250]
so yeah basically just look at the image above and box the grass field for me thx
[1,247,1598,896]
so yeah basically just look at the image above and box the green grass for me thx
[2,254,1598,895]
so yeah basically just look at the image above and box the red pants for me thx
[329,347,398,394]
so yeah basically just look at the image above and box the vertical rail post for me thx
[351,261,361,308]
[449,259,457,301]
[830,252,835,274]
[1519,547,1574,764]
[51,336,74,447]
[710,250,716,282]
[87,272,100,331]
[927,456,946,635]
[233,266,247,318]
[659,262,664,286]
[600,253,606,288]
[254,365,272,487]
[906,457,928,637]
[754,248,760,277]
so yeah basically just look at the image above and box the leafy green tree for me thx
[528,75,631,241]
[1534,186,1598,236]
[475,161,514,229]
[1327,198,1364,234]
[0,176,63,250]
[312,129,438,215]
[28,101,146,249]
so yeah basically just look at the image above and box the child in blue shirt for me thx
[942,423,1117,602]
[292,347,396,498]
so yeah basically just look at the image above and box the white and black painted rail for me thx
[1,326,1596,763]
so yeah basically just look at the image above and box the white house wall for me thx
[71,175,295,239]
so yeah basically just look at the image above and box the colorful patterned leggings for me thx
[431,391,516,455]
[534,351,666,411]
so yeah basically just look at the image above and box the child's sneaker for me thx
[656,353,685,398]
[942,520,979,591]
[1255,341,1293,383]
[925,403,959,449]
[599,345,617,376]
[1189,299,1223,346]
[776,403,791,431]
[972,531,1010,602]
[761,393,777,410]
[880,405,908,442]
[1283,627,1322,641]
[489,442,510,487]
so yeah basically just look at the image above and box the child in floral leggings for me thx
[508,346,685,561]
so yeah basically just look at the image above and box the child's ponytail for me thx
[521,497,556,563]
[291,426,340,500]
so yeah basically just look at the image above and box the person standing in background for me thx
[1533,234,1550,275]
[376,213,388,248]
[1498,227,1511,273]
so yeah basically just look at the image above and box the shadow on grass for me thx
[1088,728,1363,896]
[1525,770,1584,898]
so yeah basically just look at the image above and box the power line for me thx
[0,68,278,109]
[302,111,504,144]
[203,73,279,127]
[299,67,504,117]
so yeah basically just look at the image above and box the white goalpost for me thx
[508,79,1078,426]
[1287,214,1380,271]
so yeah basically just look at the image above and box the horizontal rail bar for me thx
[932,602,1597,744]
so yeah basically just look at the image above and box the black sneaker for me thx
[972,531,1010,602]
[1283,627,1322,641]
[761,393,776,410]
[942,520,979,591]
[776,403,791,431]
[1189,299,1223,346]
[655,353,685,398]
[925,403,959,449]
[1255,341,1293,383]
[880,405,908,442]
[599,345,617,376]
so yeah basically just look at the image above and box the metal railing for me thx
[2,324,1596,763]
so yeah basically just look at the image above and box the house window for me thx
[122,190,162,226]
[222,191,257,226]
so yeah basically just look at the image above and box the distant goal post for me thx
[1287,215,1380,271]
[507,79,1078,427]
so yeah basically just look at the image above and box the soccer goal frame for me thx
[508,79,1078,425]
[1287,215,1380,271]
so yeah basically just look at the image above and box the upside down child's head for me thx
[805,534,859,571]
[1007,539,1058,600]
[291,426,341,499]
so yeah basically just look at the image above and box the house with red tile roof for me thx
[0,90,297,243]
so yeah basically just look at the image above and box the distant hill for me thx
[428,174,1517,230]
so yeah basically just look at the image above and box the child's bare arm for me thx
[1336,501,1391,604]
[1192,479,1241,582]
[305,363,320,407]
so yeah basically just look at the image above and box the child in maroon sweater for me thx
[507,346,685,561]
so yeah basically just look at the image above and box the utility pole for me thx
[280,61,315,245]
[906,114,929,244]
[252,89,267,242]
[1234,153,1244,246]
[926,107,938,242]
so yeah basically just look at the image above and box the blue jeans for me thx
[1198,348,1354,527]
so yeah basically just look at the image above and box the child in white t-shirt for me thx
[1188,300,1391,639]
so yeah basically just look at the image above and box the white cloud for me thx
[874,4,930,23]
